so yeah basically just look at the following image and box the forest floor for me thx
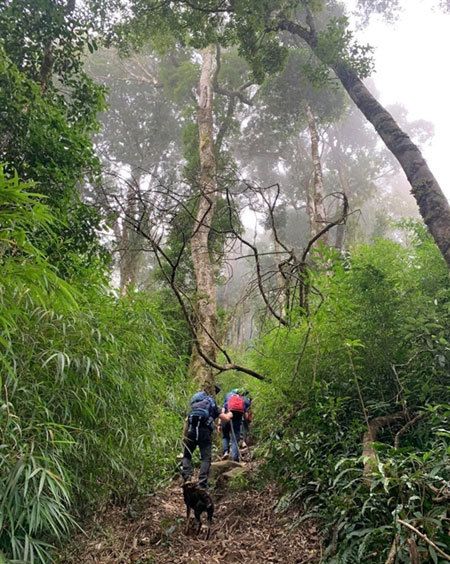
[59,459,322,564]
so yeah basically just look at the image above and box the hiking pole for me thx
[230,420,241,463]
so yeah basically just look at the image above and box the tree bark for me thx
[278,18,450,268]
[189,46,218,394]
[333,62,450,266]
[305,103,328,245]
[119,174,141,296]
[39,41,55,94]
[273,235,286,316]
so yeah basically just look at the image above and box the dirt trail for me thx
[60,464,321,564]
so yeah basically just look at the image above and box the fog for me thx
[347,0,450,200]
[80,0,450,326]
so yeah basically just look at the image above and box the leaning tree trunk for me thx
[278,18,450,269]
[333,62,450,266]
[305,103,329,245]
[189,46,218,395]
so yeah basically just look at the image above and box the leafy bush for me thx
[244,233,450,562]
[0,168,189,562]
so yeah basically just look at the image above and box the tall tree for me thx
[86,47,185,291]
[107,0,450,267]
[305,102,328,243]
[189,47,219,392]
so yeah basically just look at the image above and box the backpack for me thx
[189,391,213,423]
[228,393,245,413]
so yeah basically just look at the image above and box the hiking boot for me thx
[221,452,229,460]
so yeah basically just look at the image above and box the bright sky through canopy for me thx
[346,0,450,201]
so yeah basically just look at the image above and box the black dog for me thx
[182,480,214,539]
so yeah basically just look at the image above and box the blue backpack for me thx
[189,391,213,426]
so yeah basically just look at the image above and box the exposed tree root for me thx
[362,411,406,485]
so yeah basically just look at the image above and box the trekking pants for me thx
[221,420,231,455]
[222,412,242,461]
[182,424,212,489]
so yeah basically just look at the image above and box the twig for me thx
[394,413,426,449]
[391,349,432,404]
[384,534,399,564]
[292,322,312,382]
[230,420,241,463]
[398,519,450,561]
[427,483,450,503]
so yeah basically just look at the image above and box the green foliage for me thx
[260,47,346,131]
[228,472,250,492]
[355,0,402,25]
[0,170,189,562]
[104,0,373,85]
[244,233,449,561]
[159,58,200,104]
[0,0,108,276]
[312,17,374,81]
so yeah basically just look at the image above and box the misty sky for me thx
[347,0,450,201]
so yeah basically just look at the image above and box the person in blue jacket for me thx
[182,385,232,489]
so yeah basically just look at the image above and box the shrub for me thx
[0,168,189,562]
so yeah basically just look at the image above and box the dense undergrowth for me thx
[0,169,189,563]
[2,166,449,563]
[233,233,450,562]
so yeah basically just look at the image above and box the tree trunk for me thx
[278,18,450,268]
[305,103,328,245]
[333,62,450,266]
[189,47,218,394]
[328,129,351,250]
[118,172,141,296]
[39,41,55,94]
[273,235,286,316]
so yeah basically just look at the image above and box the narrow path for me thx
[60,467,321,563]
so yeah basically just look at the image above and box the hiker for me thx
[218,388,238,460]
[219,389,247,462]
[182,386,232,489]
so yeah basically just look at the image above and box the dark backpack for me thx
[228,393,245,413]
[189,391,213,424]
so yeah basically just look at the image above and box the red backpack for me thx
[228,393,245,413]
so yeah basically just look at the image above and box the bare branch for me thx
[398,520,450,561]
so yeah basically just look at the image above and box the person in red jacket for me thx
[218,389,247,462]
